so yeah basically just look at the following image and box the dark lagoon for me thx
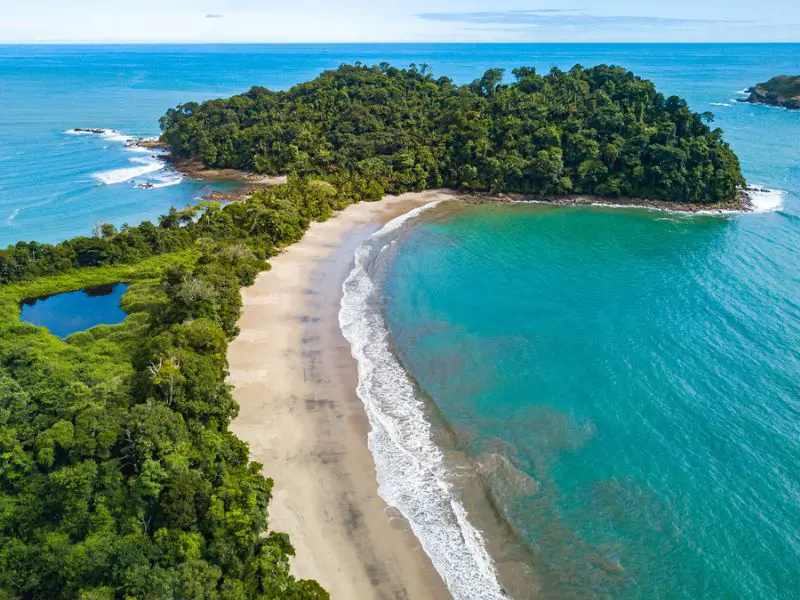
[20,283,129,338]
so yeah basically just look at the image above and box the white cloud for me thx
[0,1,798,42]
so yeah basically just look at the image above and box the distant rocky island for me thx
[741,76,800,109]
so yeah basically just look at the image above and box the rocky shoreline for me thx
[126,138,287,201]
[739,76,800,110]
[464,189,754,213]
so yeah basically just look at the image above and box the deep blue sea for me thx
[2,44,799,600]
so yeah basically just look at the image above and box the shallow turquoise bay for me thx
[385,203,800,598]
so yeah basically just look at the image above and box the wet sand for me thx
[228,190,457,600]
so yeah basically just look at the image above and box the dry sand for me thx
[228,191,457,600]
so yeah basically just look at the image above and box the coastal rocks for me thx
[133,138,168,150]
[68,127,168,149]
[72,127,111,135]
[739,76,800,109]
[464,191,750,213]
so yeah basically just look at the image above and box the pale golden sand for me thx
[228,191,457,600]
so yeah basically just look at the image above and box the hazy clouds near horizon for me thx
[3,0,799,43]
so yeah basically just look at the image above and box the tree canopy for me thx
[161,63,745,204]
[0,179,351,599]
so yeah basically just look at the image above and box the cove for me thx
[20,283,130,338]
[383,202,800,599]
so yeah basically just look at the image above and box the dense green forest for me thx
[161,63,745,204]
[0,178,359,599]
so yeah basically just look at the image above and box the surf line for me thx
[339,200,509,600]
[65,128,182,188]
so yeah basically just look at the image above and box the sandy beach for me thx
[228,190,457,600]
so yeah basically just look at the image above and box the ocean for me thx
[3,44,799,599]
[0,43,796,245]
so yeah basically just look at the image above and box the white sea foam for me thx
[103,131,135,144]
[711,102,733,107]
[747,186,786,212]
[65,128,134,144]
[148,173,184,189]
[339,201,508,600]
[69,127,173,187]
[93,156,166,185]
[125,145,156,154]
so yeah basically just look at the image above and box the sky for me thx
[2,0,800,43]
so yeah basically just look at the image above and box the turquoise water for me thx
[1,44,798,245]
[384,203,799,598]
[21,282,129,338]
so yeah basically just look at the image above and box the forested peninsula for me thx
[162,63,745,205]
[0,64,747,600]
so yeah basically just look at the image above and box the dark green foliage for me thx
[161,63,745,204]
[0,180,340,599]
[0,211,195,285]
[0,177,354,287]
[753,75,800,98]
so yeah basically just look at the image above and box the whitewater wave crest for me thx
[65,128,134,144]
[339,201,508,600]
[150,178,183,189]
[93,156,166,185]
[69,127,177,187]
[747,186,786,212]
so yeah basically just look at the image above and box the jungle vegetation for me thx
[0,179,351,599]
[161,63,746,204]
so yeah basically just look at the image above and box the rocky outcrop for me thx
[741,76,800,110]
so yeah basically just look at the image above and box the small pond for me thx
[20,282,130,338]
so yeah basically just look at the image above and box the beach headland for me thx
[223,182,773,600]
[227,191,457,600]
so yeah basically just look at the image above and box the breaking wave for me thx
[339,201,508,600]
[93,156,166,185]
[69,127,175,187]
[747,186,786,212]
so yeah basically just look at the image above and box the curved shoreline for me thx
[339,201,508,599]
[228,191,457,600]
[225,182,784,599]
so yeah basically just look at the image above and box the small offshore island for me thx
[0,64,749,599]
[741,75,800,110]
